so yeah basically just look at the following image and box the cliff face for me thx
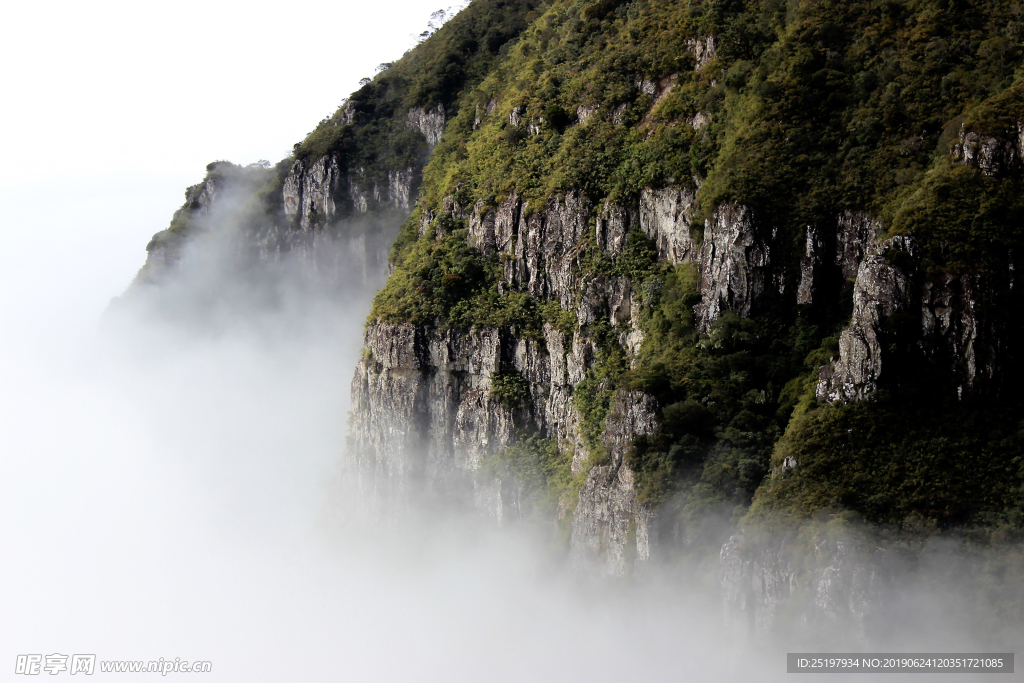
[130,0,539,296]
[340,0,1024,631]
[137,158,412,290]
[127,0,1024,636]
[348,178,1021,581]
[349,182,767,571]
[719,530,890,640]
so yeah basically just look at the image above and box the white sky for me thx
[2,0,457,181]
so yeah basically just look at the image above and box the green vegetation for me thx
[153,0,1024,546]
[364,0,1024,543]
[751,399,1024,529]
[479,434,590,536]
[295,0,543,192]
[490,370,532,409]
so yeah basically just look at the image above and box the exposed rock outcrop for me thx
[637,188,778,331]
[348,321,586,518]
[480,190,592,308]
[348,317,661,575]
[639,186,697,264]
[184,174,224,215]
[797,225,823,305]
[284,156,342,229]
[388,168,414,211]
[695,203,775,331]
[596,200,636,258]
[687,36,717,70]
[571,392,660,576]
[721,531,890,639]
[817,235,919,402]
[284,158,415,226]
[952,121,1022,176]
[349,178,1015,579]
[835,211,880,282]
[406,104,446,147]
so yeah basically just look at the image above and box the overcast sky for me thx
[2,0,458,180]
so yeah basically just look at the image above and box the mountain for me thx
[129,0,1024,634]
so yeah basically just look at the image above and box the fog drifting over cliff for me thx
[0,181,765,680]
[2,3,1023,680]
[3,171,1022,682]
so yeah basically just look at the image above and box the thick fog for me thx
[0,176,764,681]
[4,174,1022,683]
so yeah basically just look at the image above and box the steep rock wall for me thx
[349,185,805,570]
[137,152,419,291]
[814,216,1005,402]
[720,531,890,639]
[348,321,578,519]
[571,392,660,576]
[817,235,920,402]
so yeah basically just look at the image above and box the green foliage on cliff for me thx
[752,398,1024,529]
[742,358,1024,535]
[363,0,1024,539]
[295,0,544,189]
[371,226,487,324]
[480,434,587,528]
[490,370,532,409]
[625,304,828,511]
[380,0,1024,298]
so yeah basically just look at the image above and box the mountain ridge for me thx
[127,0,1024,634]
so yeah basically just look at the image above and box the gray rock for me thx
[952,121,1021,176]
[299,156,342,229]
[721,531,887,639]
[185,175,224,215]
[337,101,355,125]
[686,111,709,130]
[797,224,823,305]
[687,36,717,70]
[509,105,525,128]
[695,203,772,331]
[570,391,660,576]
[836,211,881,282]
[284,156,412,227]
[639,186,697,264]
[817,235,919,402]
[506,191,592,308]
[406,104,446,147]
[388,168,414,211]
[467,200,497,255]
[347,322,587,518]
[595,200,634,258]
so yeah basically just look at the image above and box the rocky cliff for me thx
[135,159,411,295]
[342,0,1024,632]
[130,0,539,296]
[127,0,1024,636]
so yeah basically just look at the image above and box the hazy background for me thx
[1,1,1019,680]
